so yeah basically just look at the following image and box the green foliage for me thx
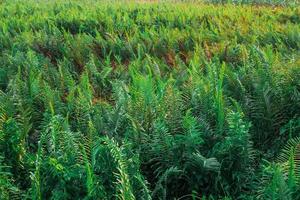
[0,1,299,199]
[257,137,300,199]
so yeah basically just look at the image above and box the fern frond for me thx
[102,137,135,200]
[277,137,300,185]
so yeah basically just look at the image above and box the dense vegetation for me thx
[0,1,299,199]
[206,0,298,6]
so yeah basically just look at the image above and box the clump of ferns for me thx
[128,63,184,131]
[84,55,114,99]
[160,84,186,135]
[92,137,151,200]
[124,68,161,135]
[257,137,300,200]
[64,33,94,74]
[219,43,249,67]
[29,115,85,199]
[224,45,292,154]
[5,51,51,132]
[271,59,300,119]
[0,106,24,199]
[32,25,65,65]
[136,112,221,199]
[0,91,36,191]
[211,103,256,197]
[180,60,229,149]
[242,47,297,155]
[64,71,96,134]
[0,155,23,200]
[79,139,107,200]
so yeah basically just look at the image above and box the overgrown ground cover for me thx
[0,1,299,199]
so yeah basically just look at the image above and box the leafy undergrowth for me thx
[0,1,299,199]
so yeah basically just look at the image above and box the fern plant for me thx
[257,137,300,199]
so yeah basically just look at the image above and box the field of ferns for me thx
[0,0,299,199]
